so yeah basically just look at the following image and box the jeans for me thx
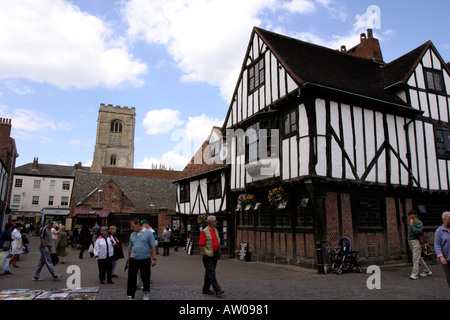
[33,246,57,278]
[127,258,151,298]
[202,252,222,293]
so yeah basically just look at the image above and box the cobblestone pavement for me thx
[1,235,449,302]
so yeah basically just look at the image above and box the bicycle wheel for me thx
[422,243,438,263]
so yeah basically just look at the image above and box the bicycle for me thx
[422,242,438,263]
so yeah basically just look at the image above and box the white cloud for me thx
[136,151,190,170]
[143,108,184,135]
[282,0,316,14]
[123,0,276,100]
[0,0,147,89]
[0,105,70,132]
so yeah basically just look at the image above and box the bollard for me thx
[316,241,325,274]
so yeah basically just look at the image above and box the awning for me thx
[73,210,111,218]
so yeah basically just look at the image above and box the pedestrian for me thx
[434,211,450,289]
[141,220,159,254]
[10,223,23,268]
[407,210,432,280]
[94,226,115,284]
[108,225,124,277]
[51,223,59,248]
[162,225,172,256]
[127,218,157,300]
[78,225,91,259]
[91,222,100,242]
[55,225,68,264]
[199,215,224,296]
[32,220,63,281]
[0,223,13,274]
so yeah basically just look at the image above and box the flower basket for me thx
[238,193,256,208]
[198,214,209,228]
[268,187,288,207]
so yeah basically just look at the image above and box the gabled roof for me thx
[15,162,90,178]
[73,172,176,210]
[175,126,225,182]
[382,41,432,87]
[253,27,409,108]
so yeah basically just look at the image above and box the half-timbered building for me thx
[173,127,231,255]
[223,27,450,267]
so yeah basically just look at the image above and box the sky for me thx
[1,0,449,171]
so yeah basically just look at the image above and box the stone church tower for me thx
[90,103,136,173]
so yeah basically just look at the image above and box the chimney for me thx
[345,29,384,62]
[0,118,12,137]
[74,161,82,170]
[32,157,39,170]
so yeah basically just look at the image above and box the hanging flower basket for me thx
[238,193,256,208]
[268,187,288,206]
[198,214,209,227]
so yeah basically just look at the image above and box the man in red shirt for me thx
[199,215,224,296]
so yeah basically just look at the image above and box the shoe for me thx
[4,271,12,274]
[143,292,150,300]
[100,280,104,284]
[107,280,114,284]
[127,296,135,300]
[410,274,419,280]
[215,290,225,296]
[202,290,214,295]
[32,277,44,281]
[420,271,432,277]
[112,274,118,278]
[53,274,63,280]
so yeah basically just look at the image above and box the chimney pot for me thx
[360,33,366,42]
[367,29,373,39]
[340,45,346,52]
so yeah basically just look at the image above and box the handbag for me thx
[418,233,428,244]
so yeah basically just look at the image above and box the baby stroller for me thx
[324,237,362,275]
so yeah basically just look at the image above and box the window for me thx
[248,58,265,93]
[110,120,122,133]
[297,197,313,228]
[245,119,278,163]
[424,68,445,93]
[48,196,54,206]
[61,197,69,206]
[14,179,23,188]
[33,180,41,189]
[435,128,450,158]
[32,196,39,205]
[246,122,259,163]
[417,202,449,227]
[12,195,20,204]
[207,176,222,199]
[209,141,220,158]
[180,182,190,203]
[50,180,55,190]
[356,198,381,228]
[62,181,70,191]
[283,109,297,136]
[110,156,117,166]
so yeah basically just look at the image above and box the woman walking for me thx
[55,225,68,264]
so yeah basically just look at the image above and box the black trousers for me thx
[202,252,221,293]
[163,242,170,256]
[127,258,151,298]
[97,257,112,282]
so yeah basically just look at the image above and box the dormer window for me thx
[424,68,445,94]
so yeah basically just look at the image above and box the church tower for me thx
[90,103,136,173]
